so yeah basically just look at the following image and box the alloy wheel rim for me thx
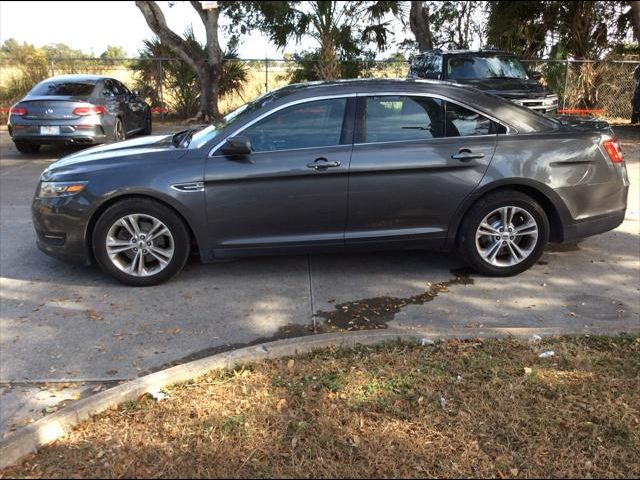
[106,214,174,277]
[474,206,539,267]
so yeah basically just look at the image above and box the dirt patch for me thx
[2,335,638,478]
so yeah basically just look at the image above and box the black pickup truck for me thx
[408,49,559,115]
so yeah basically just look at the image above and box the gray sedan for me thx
[31,79,629,286]
[8,74,151,153]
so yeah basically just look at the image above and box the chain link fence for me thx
[1,57,638,122]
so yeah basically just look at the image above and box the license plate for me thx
[40,126,60,135]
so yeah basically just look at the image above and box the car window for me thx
[445,101,502,136]
[446,55,528,80]
[242,98,347,153]
[30,81,96,97]
[409,54,442,79]
[364,96,444,143]
[102,80,118,97]
[114,80,130,95]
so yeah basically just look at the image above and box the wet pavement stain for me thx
[315,272,474,331]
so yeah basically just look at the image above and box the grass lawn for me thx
[1,335,638,478]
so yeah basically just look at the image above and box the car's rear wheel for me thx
[113,118,125,142]
[458,190,549,276]
[14,141,40,154]
[92,198,190,286]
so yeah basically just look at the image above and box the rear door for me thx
[346,94,499,247]
[204,96,354,255]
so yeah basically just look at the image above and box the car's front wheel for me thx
[92,198,190,286]
[458,190,549,276]
[14,141,40,154]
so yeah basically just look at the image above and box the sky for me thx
[0,0,413,59]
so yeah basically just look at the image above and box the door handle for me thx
[451,149,485,161]
[307,158,341,170]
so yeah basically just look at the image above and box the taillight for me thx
[602,138,624,163]
[10,106,27,116]
[72,105,106,116]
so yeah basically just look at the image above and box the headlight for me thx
[38,181,88,198]
[543,95,558,106]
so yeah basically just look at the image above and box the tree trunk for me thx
[409,1,433,51]
[631,1,640,43]
[316,32,339,80]
[136,0,223,122]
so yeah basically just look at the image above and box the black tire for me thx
[457,190,549,277]
[14,141,40,154]
[113,118,126,142]
[92,198,190,286]
[142,110,152,135]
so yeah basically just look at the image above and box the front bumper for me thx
[509,96,558,115]
[32,194,92,265]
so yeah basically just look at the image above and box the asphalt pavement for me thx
[1,124,638,439]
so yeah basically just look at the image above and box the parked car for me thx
[408,49,559,114]
[8,74,152,154]
[32,79,628,286]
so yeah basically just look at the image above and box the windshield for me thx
[189,90,279,148]
[447,55,529,80]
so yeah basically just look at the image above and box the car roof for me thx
[38,74,106,83]
[231,78,559,134]
[414,49,513,57]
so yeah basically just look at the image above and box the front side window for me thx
[364,96,444,143]
[114,80,130,95]
[445,102,502,136]
[243,98,346,152]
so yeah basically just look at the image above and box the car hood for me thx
[454,78,553,99]
[46,134,183,174]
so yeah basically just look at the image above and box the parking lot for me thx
[1,124,639,437]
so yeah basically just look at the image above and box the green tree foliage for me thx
[236,1,404,80]
[486,1,635,59]
[0,39,49,102]
[100,45,128,60]
[283,49,376,83]
[131,30,249,118]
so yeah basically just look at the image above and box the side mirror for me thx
[220,135,251,156]
[132,89,140,96]
[529,70,542,81]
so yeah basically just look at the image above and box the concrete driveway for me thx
[1,124,638,437]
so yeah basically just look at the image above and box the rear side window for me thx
[364,96,444,143]
[30,81,96,97]
[243,98,347,153]
[409,54,442,79]
[445,101,504,136]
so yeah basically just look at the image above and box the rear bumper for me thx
[562,209,626,243]
[9,124,107,145]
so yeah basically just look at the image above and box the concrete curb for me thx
[0,325,636,469]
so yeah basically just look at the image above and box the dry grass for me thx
[1,335,639,479]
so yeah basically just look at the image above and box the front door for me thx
[204,97,354,256]
[346,94,499,248]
